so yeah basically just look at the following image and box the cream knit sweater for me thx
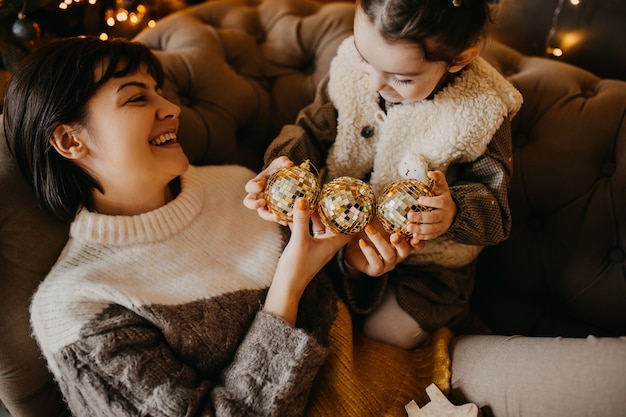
[30,164,454,417]
[30,165,325,416]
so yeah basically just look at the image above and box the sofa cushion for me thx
[476,40,626,337]
[0,116,70,416]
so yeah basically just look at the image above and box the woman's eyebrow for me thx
[116,81,148,92]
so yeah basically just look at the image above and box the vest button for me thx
[360,126,375,138]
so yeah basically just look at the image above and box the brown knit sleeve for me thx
[444,117,514,245]
[263,75,339,171]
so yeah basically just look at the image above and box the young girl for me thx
[245,0,523,349]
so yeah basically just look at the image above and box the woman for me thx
[3,36,454,417]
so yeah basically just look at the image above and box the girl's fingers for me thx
[409,237,425,251]
[390,233,412,258]
[357,224,414,276]
[357,239,385,272]
[364,224,400,263]
[244,177,265,193]
[267,155,294,172]
[259,208,286,224]
[243,192,265,210]
[427,170,448,192]
[246,156,294,195]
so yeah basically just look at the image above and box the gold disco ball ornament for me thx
[318,176,376,235]
[264,160,321,222]
[377,178,434,237]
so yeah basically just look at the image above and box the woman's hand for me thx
[243,156,294,225]
[264,198,352,326]
[406,170,457,244]
[343,218,413,277]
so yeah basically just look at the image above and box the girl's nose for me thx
[368,70,387,92]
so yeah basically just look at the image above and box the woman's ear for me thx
[448,44,481,73]
[50,125,88,160]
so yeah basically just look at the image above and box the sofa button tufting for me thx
[609,249,625,263]
[361,125,375,138]
[602,161,616,176]
[302,63,315,75]
[581,89,597,98]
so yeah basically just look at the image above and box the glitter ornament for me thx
[377,178,434,237]
[318,177,376,235]
[264,160,321,222]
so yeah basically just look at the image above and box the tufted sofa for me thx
[478,0,625,338]
[475,40,626,338]
[0,0,624,416]
[474,0,626,337]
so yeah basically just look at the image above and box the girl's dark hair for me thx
[360,0,498,65]
[3,36,164,222]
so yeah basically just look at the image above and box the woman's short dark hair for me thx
[3,36,164,222]
[360,0,498,65]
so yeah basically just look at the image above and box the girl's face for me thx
[71,66,189,214]
[353,7,449,103]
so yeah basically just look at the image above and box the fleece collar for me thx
[326,36,523,197]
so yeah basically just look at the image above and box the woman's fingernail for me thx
[296,198,308,210]
[365,224,376,234]
[359,238,368,248]
[391,234,402,244]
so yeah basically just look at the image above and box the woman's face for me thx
[72,65,188,212]
[353,6,449,103]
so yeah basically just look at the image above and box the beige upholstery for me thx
[0,0,624,416]
[0,142,69,417]
[133,0,354,170]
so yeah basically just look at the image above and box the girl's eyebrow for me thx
[353,39,420,77]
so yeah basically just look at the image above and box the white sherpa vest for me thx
[326,36,523,267]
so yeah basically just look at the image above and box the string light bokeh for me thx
[545,0,583,58]
[56,0,156,39]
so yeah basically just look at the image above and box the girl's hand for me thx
[264,198,352,325]
[343,218,412,277]
[243,156,293,225]
[406,170,457,243]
